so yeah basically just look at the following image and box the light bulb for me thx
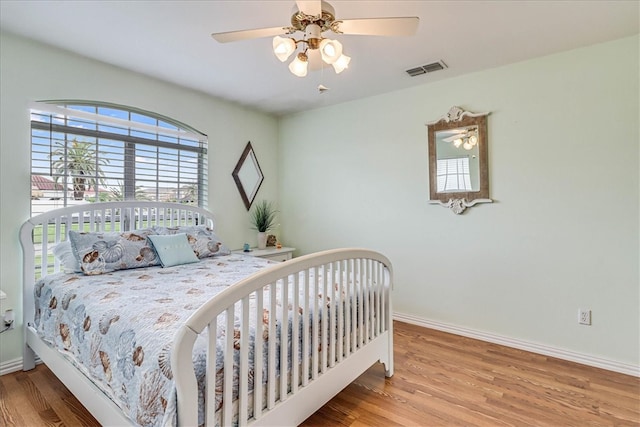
[289,53,308,77]
[273,36,296,62]
[453,138,463,148]
[469,135,478,146]
[463,141,473,150]
[332,54,351,74]
[319,39,343,64]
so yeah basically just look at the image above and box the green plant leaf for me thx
[249,200,277,232]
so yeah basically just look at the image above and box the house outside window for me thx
[30,101,208,215]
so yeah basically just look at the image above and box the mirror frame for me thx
[427,106,492,214]
[232,141,264,210]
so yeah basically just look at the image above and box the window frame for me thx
[436,156,473,193]
[30,101,208,214]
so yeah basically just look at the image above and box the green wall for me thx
[278,36,639,369]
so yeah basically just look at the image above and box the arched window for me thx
[30,101,208,215]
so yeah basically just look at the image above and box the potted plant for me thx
[249,200,277,249]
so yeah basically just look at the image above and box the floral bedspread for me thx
[33,253,288,426]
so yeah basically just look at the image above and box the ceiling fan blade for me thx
[441,129,467,135]
[296,0,321,16]
[212,26,288,43]
[334,17,419,36]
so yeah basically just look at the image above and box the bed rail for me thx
[172,248,393,426]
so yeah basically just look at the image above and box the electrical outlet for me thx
[3,309,15,330]
[578,309,591,325]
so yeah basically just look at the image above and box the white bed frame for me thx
[20,201,394,426]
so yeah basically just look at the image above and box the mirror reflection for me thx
[238,150,261,200]
[232,142,264,210]
[435,126,480,193]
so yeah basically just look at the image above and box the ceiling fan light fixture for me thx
[332,54,351,73]
[289,52,309,77]
[273,36,296,62]
[319,38,343,64]
[211,1,420,79]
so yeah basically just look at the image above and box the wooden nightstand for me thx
[233,247,295,262]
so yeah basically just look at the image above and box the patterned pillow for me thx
[52,240,82,273]
[152,225,230,258]
[69,228,159,275]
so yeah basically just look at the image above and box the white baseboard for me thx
[3,316,637,378]
[394,312,640,378]
[0,356,41,376]
[0,357,23,375]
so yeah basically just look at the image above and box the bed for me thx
[20,201,393,426]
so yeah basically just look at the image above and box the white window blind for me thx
[30,101,208,215]
[436,157,472,192]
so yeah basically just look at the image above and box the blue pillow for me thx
[152,225,231,258]
[148,233,199,268]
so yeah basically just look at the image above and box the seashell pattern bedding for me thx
[33,253,350,426]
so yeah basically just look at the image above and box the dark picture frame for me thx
[232,141,264,210]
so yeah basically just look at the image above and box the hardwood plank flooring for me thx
[303,322,640,426]
[1,321,638,426]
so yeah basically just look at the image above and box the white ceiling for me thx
[1,1,638,117]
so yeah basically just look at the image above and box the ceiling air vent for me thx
[406,60,448,77]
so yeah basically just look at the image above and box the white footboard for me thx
[172,248,394,426]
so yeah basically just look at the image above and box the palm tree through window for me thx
[30,101,208,215]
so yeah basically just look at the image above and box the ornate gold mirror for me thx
[427,106,492,214]
[232,141,264,210]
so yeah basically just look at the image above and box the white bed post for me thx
[384,280,394,377]
[20,219,37,371]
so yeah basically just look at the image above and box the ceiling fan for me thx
[440,127,479,150]
[211,0,419,77]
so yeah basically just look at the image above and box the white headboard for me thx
[20,201,216,279]
[19,201,217,334]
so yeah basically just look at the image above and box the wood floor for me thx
[1,321,638,426]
